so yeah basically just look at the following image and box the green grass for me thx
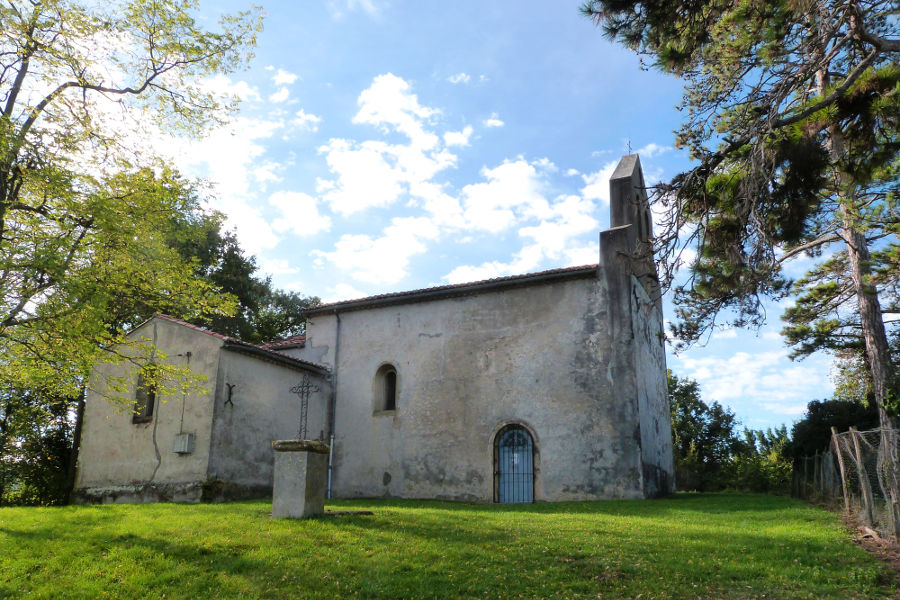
[0,493,894,599]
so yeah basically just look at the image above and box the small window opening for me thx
[374,364,398,413]
[133,370,156,424]
[384,370,397,411]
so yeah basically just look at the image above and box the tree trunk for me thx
[64,386,86,504]
[842,219,895,430]
[0,396,10,504]
[819,61,900,535]
[818,66,895,431]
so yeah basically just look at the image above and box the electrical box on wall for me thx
[173,432,195,454]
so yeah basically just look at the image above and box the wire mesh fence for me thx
[794,427,900,540]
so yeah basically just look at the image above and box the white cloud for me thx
[533,157,557,172]
[416,182,465,229]
[445,193,600,283]
[443,126,473,147]
[325,283,371,303]
[518,194,598,258]
[272,68,299,86]
[270,191,332,236]
[677,350,828,418]
[447,73,471,84]
[636,142,671,158]
[253,162,283,187]
[293,109,321,131]
[258,258,300,276]
[317,74,458,216]
[154,113,286,254]
[328,0,380,18]
[201,74,262,102]
[565,168,580,177]
[354,73,439,149]
[483,112,504,128]
[318,139,406,214]
[312,217,440,284]
[460,159,551,233]
[444,260,517,284]
[564,242,600,266]
[269,87,290,103]
[761,402,809,416]
[712,328,738,340]
[580,160,618,205]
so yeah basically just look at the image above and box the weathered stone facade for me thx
[74,316,331,503]
[74,153,674,504]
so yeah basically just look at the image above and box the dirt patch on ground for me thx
[842,514,900,585]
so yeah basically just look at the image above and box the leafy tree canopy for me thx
[167,215,320,343]
[583,0,899,425]
[668,370,792,492]
[787,398,879,459]
[668,370,741,489]
[0,0,263,397]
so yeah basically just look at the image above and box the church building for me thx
[74,154,675,504]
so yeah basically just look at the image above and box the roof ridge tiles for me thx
[305,263,599,315]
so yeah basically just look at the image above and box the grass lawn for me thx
[0,493,895,599]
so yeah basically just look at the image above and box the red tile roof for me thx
[305,263,599,316]
[261,334,306,350]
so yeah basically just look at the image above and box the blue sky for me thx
[166,0,835,430]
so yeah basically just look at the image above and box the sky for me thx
[162,0,836,430]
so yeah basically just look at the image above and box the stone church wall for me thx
[74,318,222,503]
[205,351,331,499]
[305,273,647,502]
[630,276,675,497]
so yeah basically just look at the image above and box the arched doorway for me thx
[494,425,534,503]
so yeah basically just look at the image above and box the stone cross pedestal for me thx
[271,439,330,518]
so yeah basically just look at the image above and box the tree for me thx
[732,426,792,494]
[668,370,793,492]
[581,1,899,432]
[783,253,900,408]
[0,387,72,504]
[173,221,320,343]
[0,0,262,398]
[1,207,320,505]
[668,370,743,490]
[788,398,879,460]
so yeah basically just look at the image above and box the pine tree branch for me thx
[777,234,843,263]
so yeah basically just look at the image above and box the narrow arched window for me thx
[133,370,156,424]
[384,370,397,411]
[373,364,398,413]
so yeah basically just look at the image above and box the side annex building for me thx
[74,154,675,504]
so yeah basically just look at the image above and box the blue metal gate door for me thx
[498,428,533,504]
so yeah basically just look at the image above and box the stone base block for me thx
[271,439,330,518]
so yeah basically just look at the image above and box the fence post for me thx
[850,427,876,526]
[816,451,824,497]
[831,427,850,514]
[879,427,900,540]
[803,454,809,498]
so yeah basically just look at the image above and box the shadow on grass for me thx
[0,494,891,600]
[326,491,805,517]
